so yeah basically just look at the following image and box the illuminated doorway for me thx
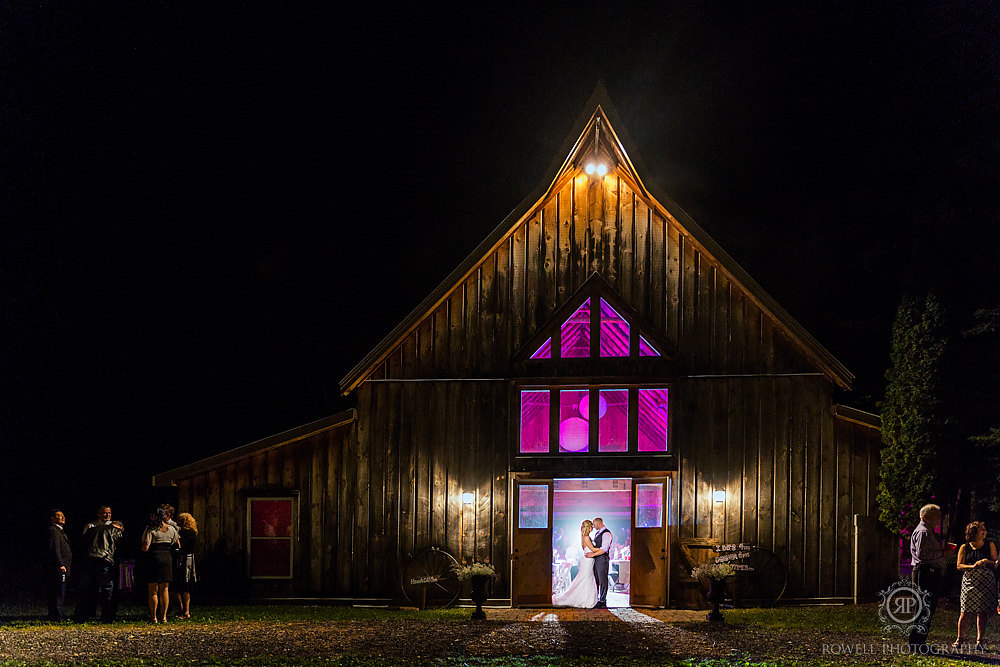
[552,478,632,607]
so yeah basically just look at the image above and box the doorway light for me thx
[713,490,726,503]
[461,492,475,505]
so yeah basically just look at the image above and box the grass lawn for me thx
[0,600,983,666]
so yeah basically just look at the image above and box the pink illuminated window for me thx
[520,390,550,453]
[560,299,591,358]
[519,386,670,456]
[599,299,629,357]
[518,485,549,529]
[248,498,294,579]
[637,388,669,452]
[635,483,663,528]
[639,335,660,357]
[530,337,552,359]
[598,389,628,452]
[559,389,591,452]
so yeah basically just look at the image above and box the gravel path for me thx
[2,610,997,664]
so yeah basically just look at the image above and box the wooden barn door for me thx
[512,479,553,606]
[630,477,669,607]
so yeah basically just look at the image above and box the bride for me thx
[552,520,599,608]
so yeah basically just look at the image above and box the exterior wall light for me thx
[713,490,726,503]
[585,162,608,176]
[462,492,475,505]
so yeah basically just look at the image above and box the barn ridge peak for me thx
[338,94,853,394]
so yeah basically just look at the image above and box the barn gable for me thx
[340,89,852,395]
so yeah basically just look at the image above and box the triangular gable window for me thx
[524,278,665,361]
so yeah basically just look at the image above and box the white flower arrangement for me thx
[453,562,497,581]
[691,562,735,581]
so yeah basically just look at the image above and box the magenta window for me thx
[560,298,591,358]
[599,299,630,357]
[637,388,669,452]
[635,483,663,528]
[598,389,628,452]
[558,389,590,452]
[520,390,550,453]
[639,335,660,357]
[530,337,552,359]
[518,485,549,529]
[249,498,294,578]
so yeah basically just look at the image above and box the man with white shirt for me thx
[585,517,612,608]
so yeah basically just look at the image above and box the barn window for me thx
[248,497,295,579]
[637,388,669,452]
[560,299,592,358]
[519,390,550,453]
[525,290,663,360]
[518,386,669,454]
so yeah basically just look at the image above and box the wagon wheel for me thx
[728,547,787,608]
[401,546,460,608]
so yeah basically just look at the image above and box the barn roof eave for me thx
[151,408,356,486]
[833,404,881,429]
[338,86,854,395]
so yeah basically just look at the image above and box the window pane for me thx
[560,298,591,358]
[530,337,552,359]
[558,389,590,452]
[250,538,292,577]
[635,483,663,528]
[637,388,669,452]
[518,485,549,529]
[599,299,630,357]
[520,390,550,453]
[598,389,628,452]
[250,499,292,537]
[639,335,660,357]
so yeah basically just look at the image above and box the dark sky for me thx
[3,5,999,581]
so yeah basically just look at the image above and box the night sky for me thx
[3,5,999,593]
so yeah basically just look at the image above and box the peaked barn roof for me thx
[339,87,853,394]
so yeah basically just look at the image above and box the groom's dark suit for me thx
[592,527,611,606]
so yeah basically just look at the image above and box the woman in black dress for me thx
[172,512,198,619]
[954,521,997,649]
[141,507,180,623]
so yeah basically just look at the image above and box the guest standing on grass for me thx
[172,512,198,619]
[908,503,955,650]
[74,506,125,623]
[141,507,180,624]
[953,521,997,649]
[46,509,72,621]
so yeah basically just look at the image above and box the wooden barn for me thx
[154,92,893,607]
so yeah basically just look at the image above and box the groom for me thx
[585,517,612,608]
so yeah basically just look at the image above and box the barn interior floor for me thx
[606,591,629,607]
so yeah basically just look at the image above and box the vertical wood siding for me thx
[171,173,881,602]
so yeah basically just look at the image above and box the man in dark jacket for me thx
[46,509,72,621]
[73,506,124,623]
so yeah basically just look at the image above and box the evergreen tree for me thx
[966,307,1000,512]
[877,294,946,535]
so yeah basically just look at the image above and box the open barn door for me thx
[629,477,668,607]
[511,479,553,606]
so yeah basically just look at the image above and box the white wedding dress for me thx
[552,543,598,608]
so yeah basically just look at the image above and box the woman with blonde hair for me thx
[552,519,600,608]
[172,512,199,619]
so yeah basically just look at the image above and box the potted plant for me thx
[453,562,496,619]
[691,562,735,622]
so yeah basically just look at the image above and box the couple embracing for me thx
[553,517,613,609]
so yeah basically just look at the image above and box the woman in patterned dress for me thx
[954,521,997,649]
